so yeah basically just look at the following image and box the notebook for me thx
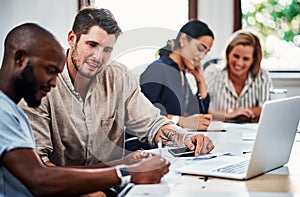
[176,96,300,180]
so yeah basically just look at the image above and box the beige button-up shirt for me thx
[19,61,169,166]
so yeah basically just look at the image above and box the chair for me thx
[124,129,151,156]
[203,58,222,70]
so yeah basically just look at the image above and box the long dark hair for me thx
[159,19,214,56]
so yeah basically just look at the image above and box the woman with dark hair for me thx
[140,20,214,130]
[205,30,273,122]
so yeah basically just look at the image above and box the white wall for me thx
[0,0,78,66]
[197,0,300,97]
[1,0,299,96]
[0,0,233,67]
[198,0,234,59]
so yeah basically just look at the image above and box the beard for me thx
[71,46,102,79]
[14,61,41,107]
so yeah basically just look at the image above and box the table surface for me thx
[126,121,300,196]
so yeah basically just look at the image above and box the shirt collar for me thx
[221,69,254,98]
[159,55,185,75]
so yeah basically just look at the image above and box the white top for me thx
[204,65,273,111]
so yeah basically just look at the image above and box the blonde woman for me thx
[205,30,273,123]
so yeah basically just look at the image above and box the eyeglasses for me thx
[193,40,209,58]
[197,43,207,54]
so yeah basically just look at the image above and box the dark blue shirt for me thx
[140,55,210,116]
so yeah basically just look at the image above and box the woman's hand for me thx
[187,62,205,85]
[187,63,208,99]
[226,107,255,121]
[179,114,212,130]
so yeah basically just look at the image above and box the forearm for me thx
[197,81,208,99]
[154,124,192,147]
[90,159,124,168]
[46,160,123,169]
[3,149,121,196]
[209,110,227,121]
[33,167,120,196]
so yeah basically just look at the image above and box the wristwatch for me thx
[171,115,179,125]
[115,165,131,187]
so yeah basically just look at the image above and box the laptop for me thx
[176,96,300,180]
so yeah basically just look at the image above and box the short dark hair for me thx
[3,23,62,62]
[72,7,122,41]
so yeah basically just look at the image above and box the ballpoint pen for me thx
[187,152,232,161]
[187,129,226,132]
[198,94,206,114]
[157,137,162,156]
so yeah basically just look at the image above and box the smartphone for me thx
[168,147,195,157]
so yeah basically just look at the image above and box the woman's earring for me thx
[181,43,184,48]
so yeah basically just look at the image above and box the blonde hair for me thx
[225,30,262,77]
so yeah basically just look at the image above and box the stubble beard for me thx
[71,48,101,79]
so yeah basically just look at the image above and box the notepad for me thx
[185,121,227,132]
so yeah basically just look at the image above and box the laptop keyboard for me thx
[215,160,249,174]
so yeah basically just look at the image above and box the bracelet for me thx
[115,165,131,187]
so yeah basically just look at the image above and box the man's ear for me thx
[14,50,27,67]
[68,30,77,47]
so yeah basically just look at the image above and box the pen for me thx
[202,176,209,189]
[140,148,145,157]
[188,129,226,132]
[198,94,206,114]
[157,137,162,156]
[204,176,209,182]
[191,152,232,161]
[192,155,217,161]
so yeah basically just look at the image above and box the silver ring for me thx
[206,145,210,151]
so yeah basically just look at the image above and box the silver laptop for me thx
[176,96,300,180]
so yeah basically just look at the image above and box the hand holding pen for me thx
[157,137,162,156]
[178,114,212,130]
[117,150,152,165]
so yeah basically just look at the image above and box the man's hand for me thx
[154,124,214,157]
[184,133,214,156]
[129,156,170,184]
[118,150,151,165]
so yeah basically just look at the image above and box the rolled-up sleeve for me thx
[124,70,171,147]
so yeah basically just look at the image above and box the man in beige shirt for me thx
[19,7,214,167]
[1,22,169,197]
